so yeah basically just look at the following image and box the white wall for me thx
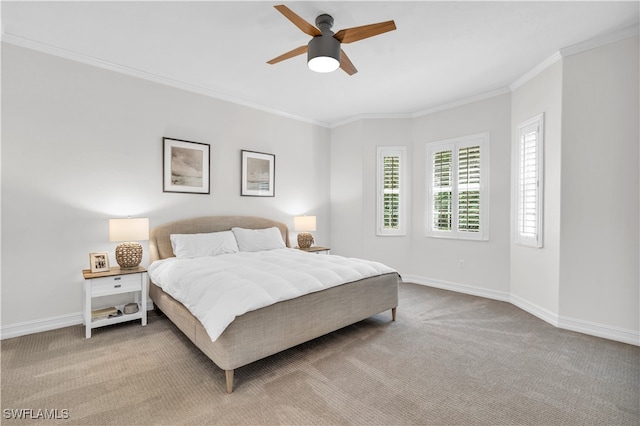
[409,95,512,296]
[360,119,414,272]
[510,61,563,318]
[329,36,639,344]
[329,120,364,257]
[559,36,639,332]
[330,118,414,271]
[330,95,512,297]
[1,44,330,334]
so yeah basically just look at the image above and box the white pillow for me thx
[170,231,239,258]
[231,227,286,252]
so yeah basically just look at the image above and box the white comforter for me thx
[147,248,396,342]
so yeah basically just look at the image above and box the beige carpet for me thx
[2,283,638,425]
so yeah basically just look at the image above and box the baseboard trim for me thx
[509,293,559,327]
[1,300,155,340]
[557,315,640,347]
[402,275,511,302]
[0,312,83,340]
[4,283,638,346]
[403,275,639,346]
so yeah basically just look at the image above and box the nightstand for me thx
[82,266,147,338]
[297,246,331,254]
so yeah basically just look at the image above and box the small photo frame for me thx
[241,150,275,197]
[89,252,110,273]
[163,137,210,194]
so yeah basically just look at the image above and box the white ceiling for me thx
[2,1,638,126]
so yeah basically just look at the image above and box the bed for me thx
[148,216,399,393]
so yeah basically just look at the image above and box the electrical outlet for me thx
[459,260,465,269]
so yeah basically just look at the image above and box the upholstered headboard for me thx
[149,216,291,262]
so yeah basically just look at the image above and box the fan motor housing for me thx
[308,34,340,63]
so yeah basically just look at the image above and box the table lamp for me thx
[294,216,316,249]
[109,217,149,269]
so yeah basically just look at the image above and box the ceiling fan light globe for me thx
[308,56,340,73]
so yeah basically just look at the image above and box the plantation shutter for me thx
[426,133,489,240]
[377,146,406,236]
[383,155,401,230]
[458,145,481,233]
[519,130,538,236]
[516,115,544,248]
[432,149,453,232]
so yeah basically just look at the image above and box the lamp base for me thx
[297,232,314,249]
[115,242,143,269]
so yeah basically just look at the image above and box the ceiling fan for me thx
[267,4,396,75]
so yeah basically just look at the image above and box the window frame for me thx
[425,133,490,241]
[376,146,407,236]
[515,114,544,248]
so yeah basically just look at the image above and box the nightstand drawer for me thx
[91,274,141,296]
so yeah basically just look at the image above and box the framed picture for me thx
[241,150,275,197]
[163,137,210,194]
[89,252,110,273]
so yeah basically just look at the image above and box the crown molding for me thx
[329,113,413,129]
[560,24,639,58]
[330,88,512,128]
[510,51,562,92]
[4,23,638,129]
[510,24,639,92]
[412,87,511,118]
[1,32,330,128]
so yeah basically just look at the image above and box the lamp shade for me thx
[109,218,149,242]
[294,216,317,232]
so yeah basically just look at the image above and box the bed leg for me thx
[225,370,234,393]
[392,307,397,321]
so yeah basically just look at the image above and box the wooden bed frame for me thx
[148,216,399,393]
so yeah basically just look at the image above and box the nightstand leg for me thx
[141,274,148,326]
[84,281,91,338]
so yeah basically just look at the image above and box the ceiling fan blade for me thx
[334,20,396,44]
[267,45,308,65]
[274,5,321,37]
[339,49,358,75]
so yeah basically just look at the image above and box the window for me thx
[515,114,544,248]
[377,146,407,236]
[426,133,489,240]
